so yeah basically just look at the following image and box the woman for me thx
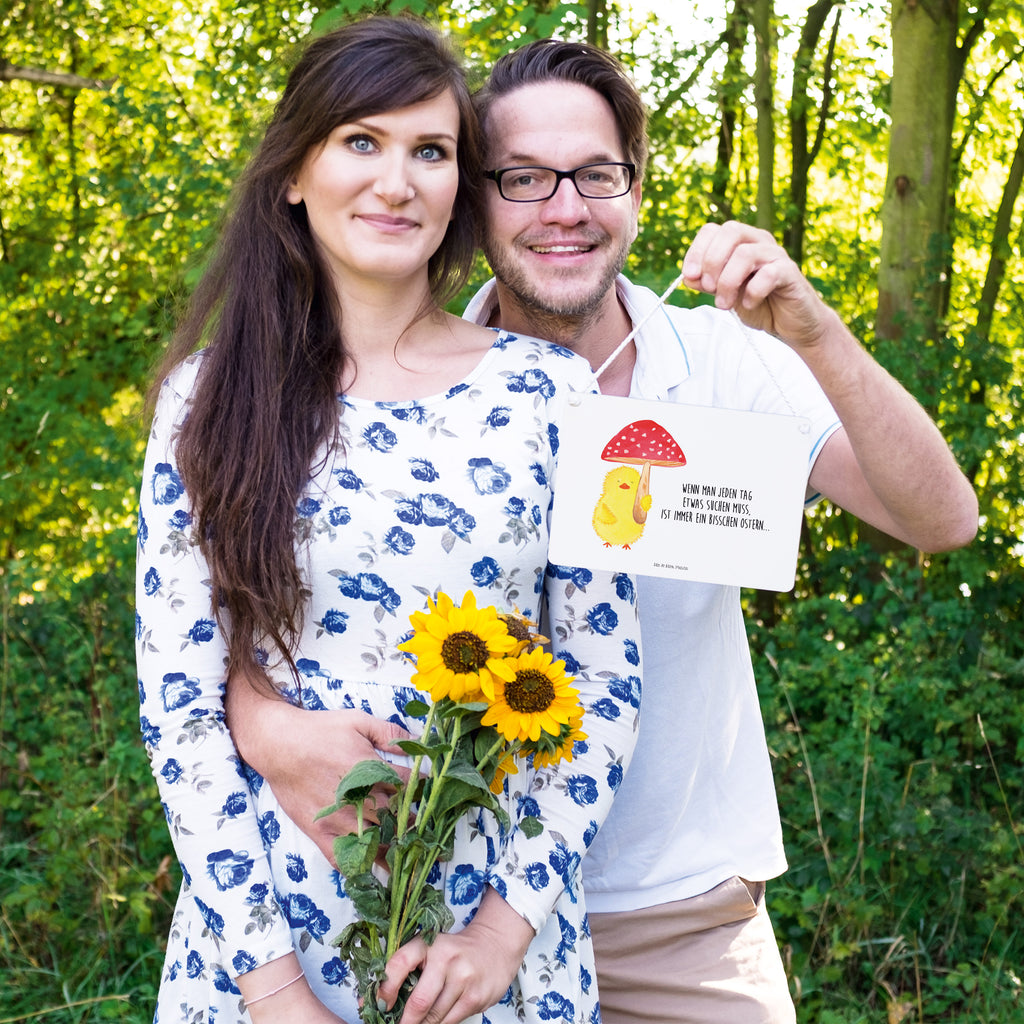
[136,17,640,1024]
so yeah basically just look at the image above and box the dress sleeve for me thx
[490,380,643,934]
[135,360,295,974]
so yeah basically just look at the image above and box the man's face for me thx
[482,81,642,321]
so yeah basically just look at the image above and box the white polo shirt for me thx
[464,275,840,912]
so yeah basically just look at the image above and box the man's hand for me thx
[681,219,978,552]
[225,674,411,866]
[682,220,831,349]
[377,888,535,1024]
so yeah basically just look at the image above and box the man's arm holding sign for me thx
[681,221,978,552]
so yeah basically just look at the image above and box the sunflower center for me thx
[441,630,490,673]
[506,669,556,713]
[500,614,533,645]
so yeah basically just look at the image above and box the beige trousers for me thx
[590,876,796,1024]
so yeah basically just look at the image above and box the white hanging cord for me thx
[589,268,687,386]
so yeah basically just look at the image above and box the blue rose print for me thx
[195,897,225,937]
[384,526,415,555]
[336,572,400,613]
[282,892,330,940]
[257,811,281,846]
[212,967,239,994]
[389,403,427,424]
[547,422,559,456]
[363,421,398,451]
[608,762,624,790]
[232,951,257,974]
[614,572,636,603]
[296,496,321,519]
[420,493,456,526]
[287,854,308,883]
[485,406,511,428]
[549,843,583,902]
[553,913,576,966]
[553,653,577,677]
[143,567,161,596]
[468,457,511,495]
[221,792,247,818]
[530,461,548,486]
[590,697,621,721]
[537,992,575,1021]
[246,883,269,906]
[207,849,254,891]
[187,618,216,644]
[320,609,349,635]
[471,556,501,587]
[409,458,439,482]
[333,467,364,491]
[448,864,486,906]
[583,820,599,849]
[524,863,550,892]
[506,369,555,398]
[328,505,351,527]
[169,509,192,530]
[136,509,148,548]
[518,794,541,819]
[566,775,599,807]
[446,382,469,399]
[151,462,184,504]
[186,950,204,978]
[505,496,526,516]
[322,958,350,986]
[547,564,593,588]
[160,758,184,784]
[139,716,160,746]
[624,638,640,666]
[531,504,542,525]
[447,509,476,539]
[585,602,618,636]
[609,674,642,709]
[161,672,200,712]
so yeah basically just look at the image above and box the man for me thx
[228,38,977,1024]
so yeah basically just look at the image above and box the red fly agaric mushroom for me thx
[600,419,687,525]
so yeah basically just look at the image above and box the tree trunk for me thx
[876,0,959,345]
[784,0,840,263]
[587,0,608,49]
[712,1,751,219]
[750,0,775,230]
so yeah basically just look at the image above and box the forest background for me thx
[1,0,1021,1021]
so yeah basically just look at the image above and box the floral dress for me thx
[136,331,642,1024]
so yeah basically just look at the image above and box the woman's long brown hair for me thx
[147,16,484,684]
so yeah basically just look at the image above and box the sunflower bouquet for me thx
[320,590,586,1024]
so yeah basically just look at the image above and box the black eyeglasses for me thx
[484,162,636,203]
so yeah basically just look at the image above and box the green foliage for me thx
[2,0,1023,1021]
[750,545,1024,1022]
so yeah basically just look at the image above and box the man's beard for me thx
[482,230,631,328]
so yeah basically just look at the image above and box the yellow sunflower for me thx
[481,647,581,743]
[398,590,517,702]
[488,747,520,795]
[498,609,549,654]
[530,711,587,769]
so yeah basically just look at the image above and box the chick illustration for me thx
[592,465,653,549]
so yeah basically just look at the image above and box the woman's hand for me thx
[235,954,349,1024]
[377,888,535,1024]
[225,672,411,866]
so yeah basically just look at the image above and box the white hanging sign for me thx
[548,392,812,591]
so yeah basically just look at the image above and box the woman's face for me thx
[287,89,461,292]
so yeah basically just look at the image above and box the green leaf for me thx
[519,816,544,839]
[334,830,380,878]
